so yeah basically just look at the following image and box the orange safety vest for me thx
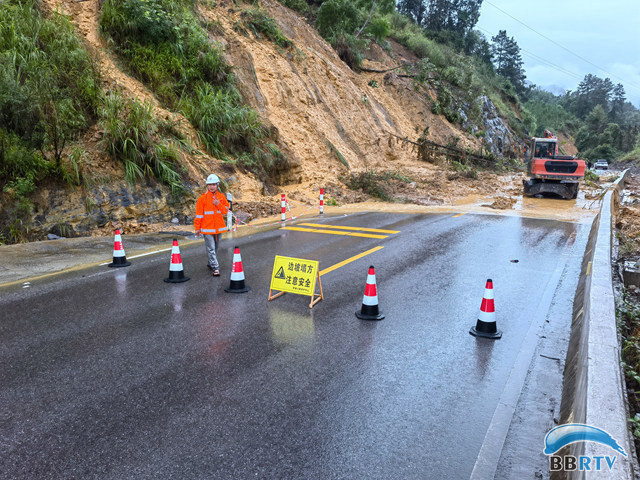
[194,190,229,235]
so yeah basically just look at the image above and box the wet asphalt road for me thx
[0,212,587,479]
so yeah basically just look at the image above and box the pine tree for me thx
[397,0,428,26]
[423,0,483,35]
[490,30,526,93]
[610,83,626,122]
[575,74,614,117]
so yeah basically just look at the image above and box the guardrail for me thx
[553,170,637,479]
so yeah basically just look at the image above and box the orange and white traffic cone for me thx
[355,265,384,320]
[470,278,502,339]
[164,239,190,283]
[108,229,131,268]
[224,246,250,293]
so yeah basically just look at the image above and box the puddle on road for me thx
[310,190,602,225]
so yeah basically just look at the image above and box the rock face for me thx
[480,96,521,157]
[6,0,525,242]
[29,182,196,238]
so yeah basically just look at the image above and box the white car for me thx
[594,160,609,170]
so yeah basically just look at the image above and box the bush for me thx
[100,91,184,193]
[101,0,288,184]
[343,171,391,200]
[181,84,265,157]
[367,16,390,43]
[315,0,362,41]
[236,143,290,182]
[100,0,233,107]
[237,7,292,48]
[0,0,100,156]
[279,0,310,15]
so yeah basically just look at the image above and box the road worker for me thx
[194,174,229,276]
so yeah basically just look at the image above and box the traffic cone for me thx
[108,229,131,268]
[164,239,190,283]
[356,265,384,320]
[224,246,250,293]
[470,279,502,339]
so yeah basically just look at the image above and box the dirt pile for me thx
[617,174,640,246]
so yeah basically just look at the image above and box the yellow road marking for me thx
[452,213,466,218]
[319,246,384,276]
[298,223,400,234]
[282,226,388,239]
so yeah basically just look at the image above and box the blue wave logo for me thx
[544,424,627,457]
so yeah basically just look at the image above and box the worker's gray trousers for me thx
[203,234,221,269]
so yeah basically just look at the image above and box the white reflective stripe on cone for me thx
[478,310,495,322]
[230,253,244,280]
[170,262,183,272]
[484,288,494,299]
[113,249,126,257]
[230,271,244,281]
[362,294,379,306]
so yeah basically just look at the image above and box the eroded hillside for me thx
[32,0,570,238]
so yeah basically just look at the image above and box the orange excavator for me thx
[522,130,586,199]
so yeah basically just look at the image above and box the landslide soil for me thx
[36,0,607,238]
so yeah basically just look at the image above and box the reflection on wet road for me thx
[0,212,588,479]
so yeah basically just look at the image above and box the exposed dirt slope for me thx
[33,0,603,237]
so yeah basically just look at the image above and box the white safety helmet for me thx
[206,174,220,184]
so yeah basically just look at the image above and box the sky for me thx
[475,0,640,108]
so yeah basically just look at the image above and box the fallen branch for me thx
[385,130,494,165]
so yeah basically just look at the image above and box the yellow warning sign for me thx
[268,255,323,308]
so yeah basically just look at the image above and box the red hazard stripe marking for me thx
[365,283,377,297]
[172,254,182,263]
[481,298,495,313]
[114,241,123,249]
[233,263,244,273]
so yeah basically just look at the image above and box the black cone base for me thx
[356,304,384,321]
[470,320,502,339]
[108,258,131,268]
[225,279,250,293]
[164,271,190,283]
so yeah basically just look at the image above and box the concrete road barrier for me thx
[553,170,638,479]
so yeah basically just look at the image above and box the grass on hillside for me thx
[0,0,102,242]
[99,0,288,183]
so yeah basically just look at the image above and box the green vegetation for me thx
[618,294,640,448]
[181,84,265,157]
[342,170,391,200]
[100,0,234,107]
[342,170,413,201]
[0,0,102,242]
[284,0,640,166]
[235,7,292,48]
[100,0,287,182]
[326,140,349,169]
[3,0,640,244]
[99,91,184,193]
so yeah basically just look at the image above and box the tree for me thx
[490,30,526,93]
[610,83,626,122]
[575,74,614,118]
[424,0,482,36]
[355,0,396,38]
[397,0,428,27]
[575,104,622,160]
[314,0,362,40]
[464,29,491,64]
